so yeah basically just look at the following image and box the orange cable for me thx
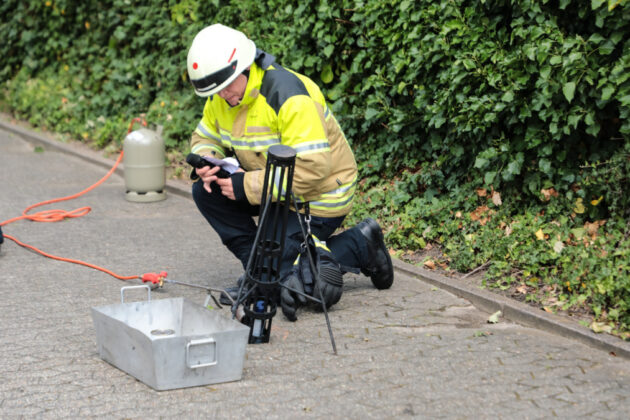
[1,118,154,281]
[2,232,138,280]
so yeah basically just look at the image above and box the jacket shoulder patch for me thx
[260,66,308,114]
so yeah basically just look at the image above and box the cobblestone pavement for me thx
[1,126,630,418]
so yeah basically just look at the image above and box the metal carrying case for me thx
[91,285,249,391]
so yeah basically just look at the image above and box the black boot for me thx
[357,218,394,289]
[219,273,246,305]
[219,286,240,305]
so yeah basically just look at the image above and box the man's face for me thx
[217,73,248,106]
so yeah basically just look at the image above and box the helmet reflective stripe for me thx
[191,60,238,94]
[187,24,256,97]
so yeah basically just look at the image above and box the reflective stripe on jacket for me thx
[190,57,357,218]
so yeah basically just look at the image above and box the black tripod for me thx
[231,145,337,353]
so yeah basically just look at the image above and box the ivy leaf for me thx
[462,59,476,70]
[474,156,488,169]
[397,81,407,94]
[321,63,334,84]
[601,85,615,101]
[573,198,586,214]
[538,158,552,174]
[608,0,622,11]
[501,91,514,102]
[563,82,576,103]
[588,33,606,45]
[364,107,379,120]
[442,19,463,34]
[571,227,586,240]
[567,113,582,129]
[506,157,523,177]
[524,45,537,61]
[599,40,615,55]
[113,26,126,41]
[591,0,606,9]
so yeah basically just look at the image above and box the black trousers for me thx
[192,181,368,279]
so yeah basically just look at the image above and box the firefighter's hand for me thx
[313,268,343,309]
[195,165,222,193]
[216,168,245,200]
[280,273,307,321]
[216,177,236,200]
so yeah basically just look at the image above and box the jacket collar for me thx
[239,63,265,107]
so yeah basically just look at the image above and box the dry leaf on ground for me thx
[487,310,502,324]
[540,188,558,201]
[492,190,502,206]
[424,260,436,270]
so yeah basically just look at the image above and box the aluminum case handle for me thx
[120,285,151,303]
[186,337,218,369]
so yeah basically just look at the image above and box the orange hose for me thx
[1,118,153,281]
[2,232,138,280]
[2,150,123,226]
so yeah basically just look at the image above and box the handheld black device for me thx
[185,153,231,178]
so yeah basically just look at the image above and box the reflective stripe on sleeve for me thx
[293,140,330,155]
[195,122,220,141]
[191,143,224,156]
[309,177,357,212]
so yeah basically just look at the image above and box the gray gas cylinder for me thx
[123,126,166,202]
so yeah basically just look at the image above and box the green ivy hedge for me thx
[2,0,628,201]
[1,0,630,334]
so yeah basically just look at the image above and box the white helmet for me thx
[187,24,256,97]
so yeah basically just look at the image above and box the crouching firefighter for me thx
[186,24,394,319]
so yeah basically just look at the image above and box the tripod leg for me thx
[316,282,338,355]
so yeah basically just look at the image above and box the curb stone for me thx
[3,117,629,360]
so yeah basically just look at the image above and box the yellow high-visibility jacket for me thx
[190,54,357,218]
